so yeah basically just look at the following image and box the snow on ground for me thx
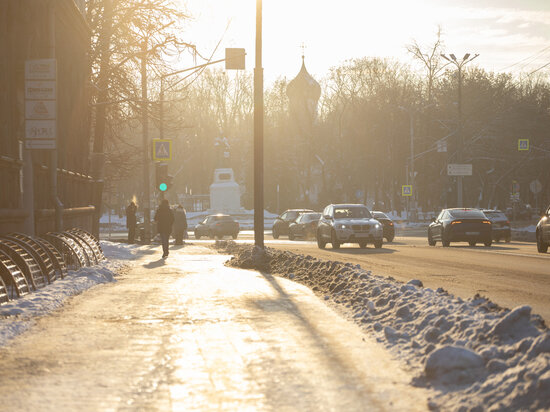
[215,241,550,412]
[0,241,143,347]
[513,225,537,233]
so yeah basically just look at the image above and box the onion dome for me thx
[286,56,321,120]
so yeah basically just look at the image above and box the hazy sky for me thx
[176,0,550,84]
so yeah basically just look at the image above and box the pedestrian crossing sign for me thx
[518,139,529,151]
[153,139,172,161]
[402,185,412,196]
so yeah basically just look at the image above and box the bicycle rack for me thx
[67,229,106,262]
[2,234,56,284]
[43,233,87,270]
[0,250,30,299]
[0,228,107,305]
[0,239,45,291]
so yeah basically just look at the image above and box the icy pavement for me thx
[216,241,550,412]
[0,242,430,411]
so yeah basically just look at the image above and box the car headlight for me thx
[374,223,381,229]
[337,224,348,229]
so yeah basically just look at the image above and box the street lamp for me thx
[441,53,479,207]
[254,0,264,248]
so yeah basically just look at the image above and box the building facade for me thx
[0,0,93,235]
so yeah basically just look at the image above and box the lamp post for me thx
[441,53,479,207]
[254,0,264,248]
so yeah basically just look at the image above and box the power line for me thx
[498,45,550,72]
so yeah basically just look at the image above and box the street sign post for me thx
[518,139,529,151]
[447,164,472,176]
[152,139,172,161]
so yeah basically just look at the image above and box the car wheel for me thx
[469,241,476,247]
[495,237,500,243]
[374,239,383,249]
[289,231,295,241]
[442,236,450,247]
[331,230,340,249]
[505,237,511,243]
[317,232,326,249]
[537,231,548,253]
[232,233,238,239]
[386,235,394,243]
[484,239,492,247]
[195,233,201,240]
[272,228,279,239]
[359,241,367,248]
[209,231,215,240]
[428,231,436,246]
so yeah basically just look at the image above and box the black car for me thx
[428,208,492,247]
[481,209,511,242]
[288,212,321,240]
[194,214,239,239]
[272,209,313,239]
[372,211,395,242]
[536,204,550,253]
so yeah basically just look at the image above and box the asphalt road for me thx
[104,230,550,323]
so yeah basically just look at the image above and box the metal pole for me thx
[253,0,264,248]
[410,112,415,221]
[48,0,63,232]
[141,40,151,243]
[457,65,463,208]
[160,77,164,140]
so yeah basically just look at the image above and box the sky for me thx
[175,0,550,85]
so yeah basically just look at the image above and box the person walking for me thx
[125,201,137,244]
[154,199,174,258]
[173,205,188,245]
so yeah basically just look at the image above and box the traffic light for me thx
[155,163,170,192]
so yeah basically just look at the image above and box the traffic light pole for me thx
[141,40,151,243]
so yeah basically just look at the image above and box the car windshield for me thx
[334,207,372,219]
[303,213,321,222]
[449,210,486,219]
[373,212,389,219]
[213,215,233,222]
[483,211,507,220]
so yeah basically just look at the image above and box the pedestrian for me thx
[154,199,174,258]
[126,201,137,244]
[173,205,188,245]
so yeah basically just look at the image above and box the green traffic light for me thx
[159,183,168,191]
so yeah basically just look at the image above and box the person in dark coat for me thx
[173,205,188,245]
[126,201,137,244]
[154,199,174,258]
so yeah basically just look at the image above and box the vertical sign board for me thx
[518,139,529,151]
[152,139,172,161]
[25,59,56,149]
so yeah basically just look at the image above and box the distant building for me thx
[0,0,93,235]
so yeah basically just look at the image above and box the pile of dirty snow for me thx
[214,241,550,412]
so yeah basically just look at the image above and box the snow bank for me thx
[215,241,550,412]
[0,241,143,347]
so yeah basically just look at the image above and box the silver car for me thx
[316,204,383,249]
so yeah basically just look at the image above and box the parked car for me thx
[316,204,383,249]
[428,208,492,247]
[481,209,511,242]
[194,214,239,239]
[272,209,313,239]
[288,212,322,240]
[536,204,550,253]
[372,211,395,242]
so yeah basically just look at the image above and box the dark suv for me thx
[272,209,313,239]
[316,204,383,249]
[536,205,550,253]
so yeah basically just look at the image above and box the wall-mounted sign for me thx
[25,59,56,80]
[25,81,56,100]
[25,100,56,120]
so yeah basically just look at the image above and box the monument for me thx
[209,137,243,213]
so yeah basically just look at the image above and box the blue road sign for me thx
[153,139,172,161]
